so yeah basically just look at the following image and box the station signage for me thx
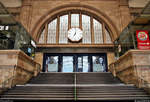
[136,30,150,50]
[0,25,9,31]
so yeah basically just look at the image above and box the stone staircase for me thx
[0,72,150,101]
[76,72,150,100]
[77,72,121,84]
[1,85,74,100]
[28,72,74,84]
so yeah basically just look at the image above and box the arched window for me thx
[39,28,45,43]
[47,18,57,44]
[93,19,103,44]
[59,15,68,43]
[82,14,91,44]
[38,12,112,44]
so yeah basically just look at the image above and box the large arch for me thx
[31,4,119,42]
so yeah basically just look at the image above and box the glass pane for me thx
[93,19,103,44]
[105,28,112,43]
[83,56,89,72]
[47,19,57,43]
[0,3,35,57]
[78,57,83,72]
[46,56,58,72]
[15,25,35,57]
[39,29,45,43]
[82,15,91,44]
[62,56,73,72]
[78,56,89,72]
[71,14,79,27]
[0,28,16,49]
[59,15,68,44]
[92,56,106,72]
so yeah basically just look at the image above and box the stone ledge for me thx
[109,49,150,92]
[113,49,150,64]
[0,50,40,89]
[0,65,16,69]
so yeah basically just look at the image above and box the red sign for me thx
[136,30,150,50]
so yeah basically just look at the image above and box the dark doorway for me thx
[43,53,107,72]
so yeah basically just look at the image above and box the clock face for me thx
[68,28,83,42]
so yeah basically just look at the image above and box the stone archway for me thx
[31,4,119,42]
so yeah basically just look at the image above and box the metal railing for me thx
[74,72,77,101]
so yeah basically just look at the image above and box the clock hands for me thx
[68,28,83,42]
[73,28,77,37]
[73,32,76,37]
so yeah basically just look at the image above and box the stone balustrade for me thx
[109,50,150,92]
[0,50,41,89]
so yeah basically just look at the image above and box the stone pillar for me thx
[20,0,32,33]
[107,52,115,70]
[118,0,132,32]
[34,52,43,71]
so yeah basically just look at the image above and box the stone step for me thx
[6,91,74,93]
[5,93,74,95]
[0,97,74,100]
[2,94,74,98]
[5,92,146,95]
[1,72,149,101]
[7,90,144,93]
[77,95,150,99]
[2,95,150,100]
[77,97,150,101]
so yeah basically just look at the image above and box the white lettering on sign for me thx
[0,26,4,30]
[0,25,9,31]
[5,26,9,30]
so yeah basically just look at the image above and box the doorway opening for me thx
[43,53,107,72]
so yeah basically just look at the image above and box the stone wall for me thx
[1,0,149,40]
[16,0,131,41]
[109,50,150,87]
[107,52,115,70]
[34,52,43,71]
[0,0,22,7]
[2,0,149,8]
[0,50,40,89]
[129,0,150,8]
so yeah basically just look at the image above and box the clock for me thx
[68,28,83,42]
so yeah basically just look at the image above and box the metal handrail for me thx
[74,72,77,101]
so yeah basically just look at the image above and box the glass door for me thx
[92,55,106,72]
[43,53,107,72]
[45,56,59,72]
[77,56,90,72]
[62,56,74,72]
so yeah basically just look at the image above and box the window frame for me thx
[38,12,113,45]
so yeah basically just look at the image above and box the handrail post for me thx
[74,72,77,101]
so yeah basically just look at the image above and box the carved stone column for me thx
[20,0,32,33]
[118,0,132,32]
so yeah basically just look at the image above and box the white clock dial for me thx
[68,28,83,42]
